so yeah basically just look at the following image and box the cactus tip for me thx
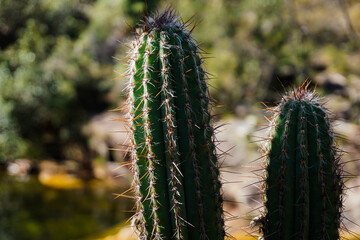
[139,7,183,34]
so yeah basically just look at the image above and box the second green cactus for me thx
[126,10,225,240]
[260,85,343,240]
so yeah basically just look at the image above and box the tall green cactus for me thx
[126,10,225,240]
[260,85,343,240]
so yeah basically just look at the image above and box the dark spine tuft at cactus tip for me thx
[125,9,225,240]
[260,84,343,240]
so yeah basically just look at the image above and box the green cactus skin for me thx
[126,10,225,240]
[261,86,343,240]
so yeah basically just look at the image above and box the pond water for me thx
[0,173,133,240]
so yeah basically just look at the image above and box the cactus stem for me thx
[123,9,225,239]
[260,84,343,240]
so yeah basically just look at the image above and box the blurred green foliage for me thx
[171,0,360,109]
[0,0,158,162]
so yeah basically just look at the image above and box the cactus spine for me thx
[261,85,343,240]
[126,10,225,240]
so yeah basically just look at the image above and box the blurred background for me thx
[0,0,359,239]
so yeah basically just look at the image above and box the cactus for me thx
[125,9,225,240]
[260,84,343,240]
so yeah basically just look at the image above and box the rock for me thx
[315,72,347,95]
[348,75,360,101]
[83,111,130,162]
[7,159,32,177]
[310,55,328,71]
[215,116,265,233]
